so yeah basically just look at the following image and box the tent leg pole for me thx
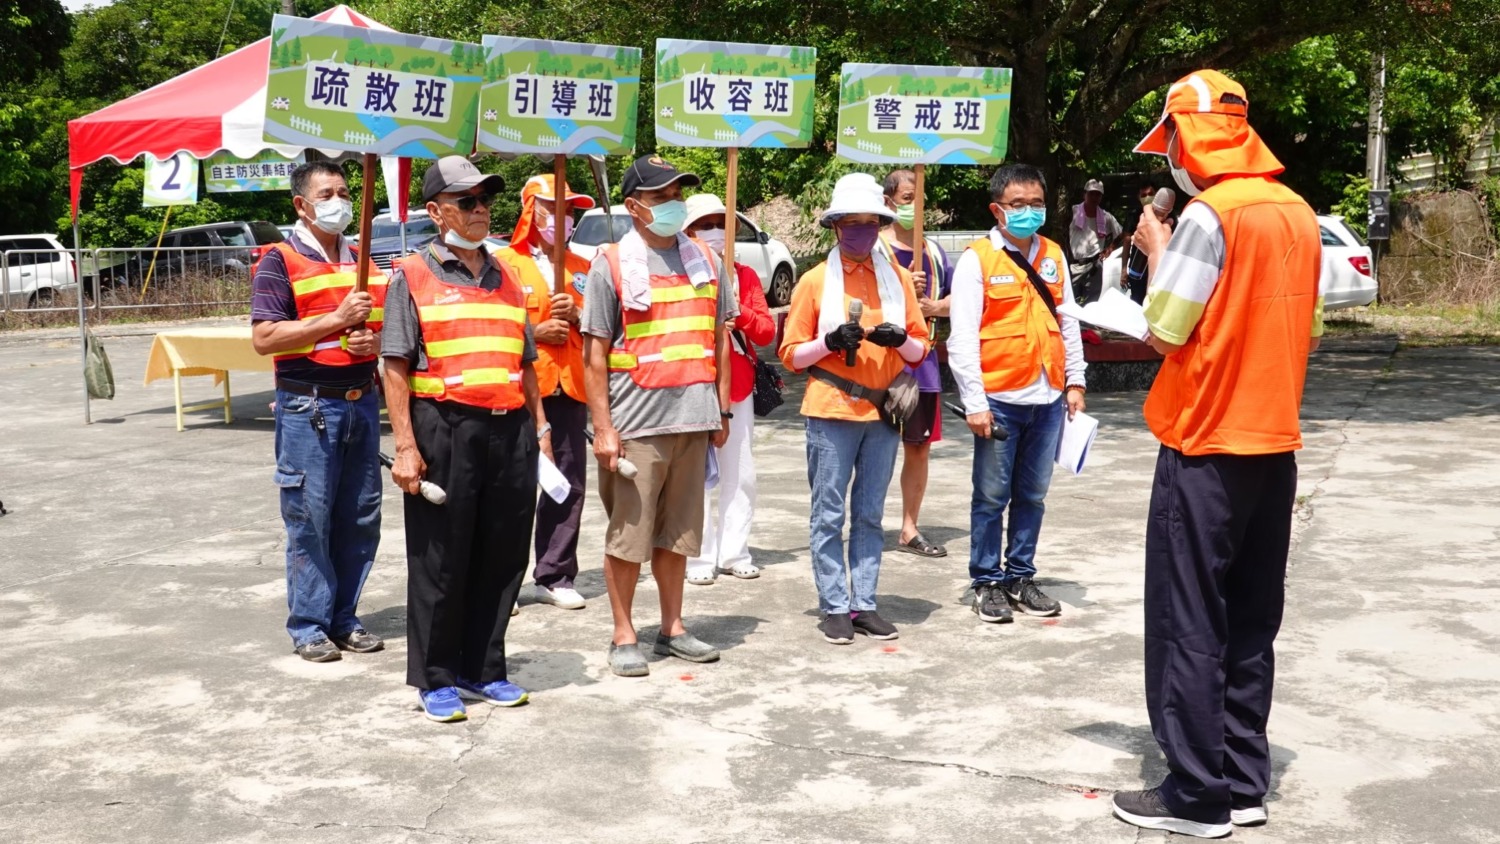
[75,216,90,425]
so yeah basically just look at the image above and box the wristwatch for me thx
[537,422,553,439]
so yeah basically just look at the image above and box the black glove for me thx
[867,322,907,348]
[824,321,865,352]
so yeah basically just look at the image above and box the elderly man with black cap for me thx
[580,154,737,678]
[382,156,552,722]
[1110,70,1326,838]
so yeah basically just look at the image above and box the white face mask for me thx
[309,198,353,235]
[444,228,487,250]
[696,228,726,255]
[1170,164,1202,198]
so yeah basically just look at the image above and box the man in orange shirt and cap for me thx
[496,174,596,612]
[1110,70,1326,838]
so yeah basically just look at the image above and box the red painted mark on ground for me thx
[1042,619,1060,626]
[881,646,899,653]
[679,674,695,681]
[1083,792,1099,799]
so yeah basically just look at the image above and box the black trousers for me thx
[405,399,537,690]
[532,394,588,589]
[1144,445,1296,824]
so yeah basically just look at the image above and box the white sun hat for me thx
[819,173,896,228]
[683,193,728,230]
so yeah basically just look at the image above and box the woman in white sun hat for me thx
[681,192,777,586]
[776,173,930,646]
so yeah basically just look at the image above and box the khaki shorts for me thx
[598,432,710,564]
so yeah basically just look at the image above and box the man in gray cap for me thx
[1068,178,1122,304]
[580,154,737,677]
[382,155,552,722]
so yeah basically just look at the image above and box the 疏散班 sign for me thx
[654,38,816,148]
[835,63,1012,165]
[204,151,305,193]
[143,152,199,207]
[476,37,641,156]
[262,14,483,157]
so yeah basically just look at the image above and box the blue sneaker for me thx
[455,677,530,707]
[419,687,468,722]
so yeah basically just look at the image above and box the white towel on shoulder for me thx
[816,245,906,335]
[618,229,717,312]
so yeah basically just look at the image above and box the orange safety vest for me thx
[970,236,1067,393]
[400,251,528,412]
[272,242,388,366]
[494,245,588,402]
[602,242,719,390]
[1143,176,1320,456]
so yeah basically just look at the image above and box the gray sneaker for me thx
[607,642,649,677]
[653,631,721,663]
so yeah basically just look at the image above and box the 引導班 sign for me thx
[476,37,641,156]
[654,38,816,148]
[835,63,1012,165]
[143,152,199,207]
[204,151,305,193]
[262,14,483,157]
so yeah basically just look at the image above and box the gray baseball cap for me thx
[1083,178,1105,194]
[422,156,505,202]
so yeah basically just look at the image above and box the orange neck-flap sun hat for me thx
[1135,69,1283,179]
[511,173,596,248]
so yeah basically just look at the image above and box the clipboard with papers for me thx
[1055,410,1099,476]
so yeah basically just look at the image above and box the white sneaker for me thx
[534,584,586,610]
[1230,805,1267,827]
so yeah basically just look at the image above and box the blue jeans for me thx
[806,417,900,614]
[969,397,1064,586]
[273,387,382,647]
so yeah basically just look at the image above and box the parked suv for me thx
[355,209,440,271]
[96,221,283,287]
[0,234,77,308]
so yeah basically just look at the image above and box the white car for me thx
[570,205,800,306]
[1,234,77,309]
[1317,214,1377,310]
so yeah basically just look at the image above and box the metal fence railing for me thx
[1,246,260,317]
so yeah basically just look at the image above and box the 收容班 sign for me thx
[476,37,642,156]
[204,151,305,193]
[654,39,816,148]
[835,63,1012,165]
[143,152,199,207]
[262,14,483,157]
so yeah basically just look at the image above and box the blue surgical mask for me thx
[1002,206,1046,240]
[644,199,688,237]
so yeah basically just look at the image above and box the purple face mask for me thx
[539,214,574,247]
[836,222,881,256]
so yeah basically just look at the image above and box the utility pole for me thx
[281,0,296,15]
[1366,49,1390,295]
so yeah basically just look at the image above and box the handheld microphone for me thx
[944,401,1008,441]
[845,298,864,366]
[378,452,448,505]
[582,429,639,479]
[1127,187,1176,281]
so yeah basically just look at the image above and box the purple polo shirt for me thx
[888,239,953,393]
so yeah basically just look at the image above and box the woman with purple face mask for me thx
[776,173,931,646]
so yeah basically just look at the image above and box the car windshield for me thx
[217,228,249,246]
[573,213,634,246]
[249,222,284,244]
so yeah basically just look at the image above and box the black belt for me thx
[276,377,376,401]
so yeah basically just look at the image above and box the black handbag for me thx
[733,330,785,417]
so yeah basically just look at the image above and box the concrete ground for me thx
[0,320,1497,844]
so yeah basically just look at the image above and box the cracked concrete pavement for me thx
[1,320,1497,843]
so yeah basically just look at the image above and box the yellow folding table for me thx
[143,326,273,431]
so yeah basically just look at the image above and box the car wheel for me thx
[770,264,795,307]
[29,288,57,309]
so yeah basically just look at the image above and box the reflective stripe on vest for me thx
[496,245,589,401]
[969,236,1066,393]
[270,242,388,366]
[602,242,718,390]
[400,252,528,411]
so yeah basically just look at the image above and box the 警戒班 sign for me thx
[835,63,1012,165]
[654,38,816,148]
[476,37,641,156]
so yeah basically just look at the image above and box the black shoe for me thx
[333,628,384,653]
[1112,789,1231,838]
[972,583,1013,624]
[851,611,899,640]
[895,532,947,558]
[294,638,342,663]
[1004,577,1061,617]
[819,613,854,645]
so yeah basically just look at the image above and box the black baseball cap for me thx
[422,156,505,202]
[619,155,700,199]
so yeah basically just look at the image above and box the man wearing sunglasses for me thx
[382,156,552,723]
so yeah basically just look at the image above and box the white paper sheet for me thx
[1055,410,1099,476]
[537,453,571,504]
[1057,287,1150,341]
[705,445,720,491]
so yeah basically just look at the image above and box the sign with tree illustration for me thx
[262,14,483,157]
[654,39,816,149]
[835,63,1011,165]
[476,37,642,156]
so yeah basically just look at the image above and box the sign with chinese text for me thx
[477,37,641,156]
[204,151,305,193]
[262,15,482,157]
[143,152,199,207]
[654,39,815,148]
[835,63,1011,165]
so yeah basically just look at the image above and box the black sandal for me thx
[896,532,947,558]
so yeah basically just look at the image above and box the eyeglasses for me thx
[996,201,1047,212]
[442,192,497,212]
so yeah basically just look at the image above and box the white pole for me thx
[75,216,91,425]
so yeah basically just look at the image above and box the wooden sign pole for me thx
[723,147,739,274]
[356,153,376,292]
[911,163,928,297]
[552,154,568,294]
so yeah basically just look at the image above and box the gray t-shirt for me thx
[381,242,537,372]
[580,245,738,440]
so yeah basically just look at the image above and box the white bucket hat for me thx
[683,193,728,230]
[819,173,896,228]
